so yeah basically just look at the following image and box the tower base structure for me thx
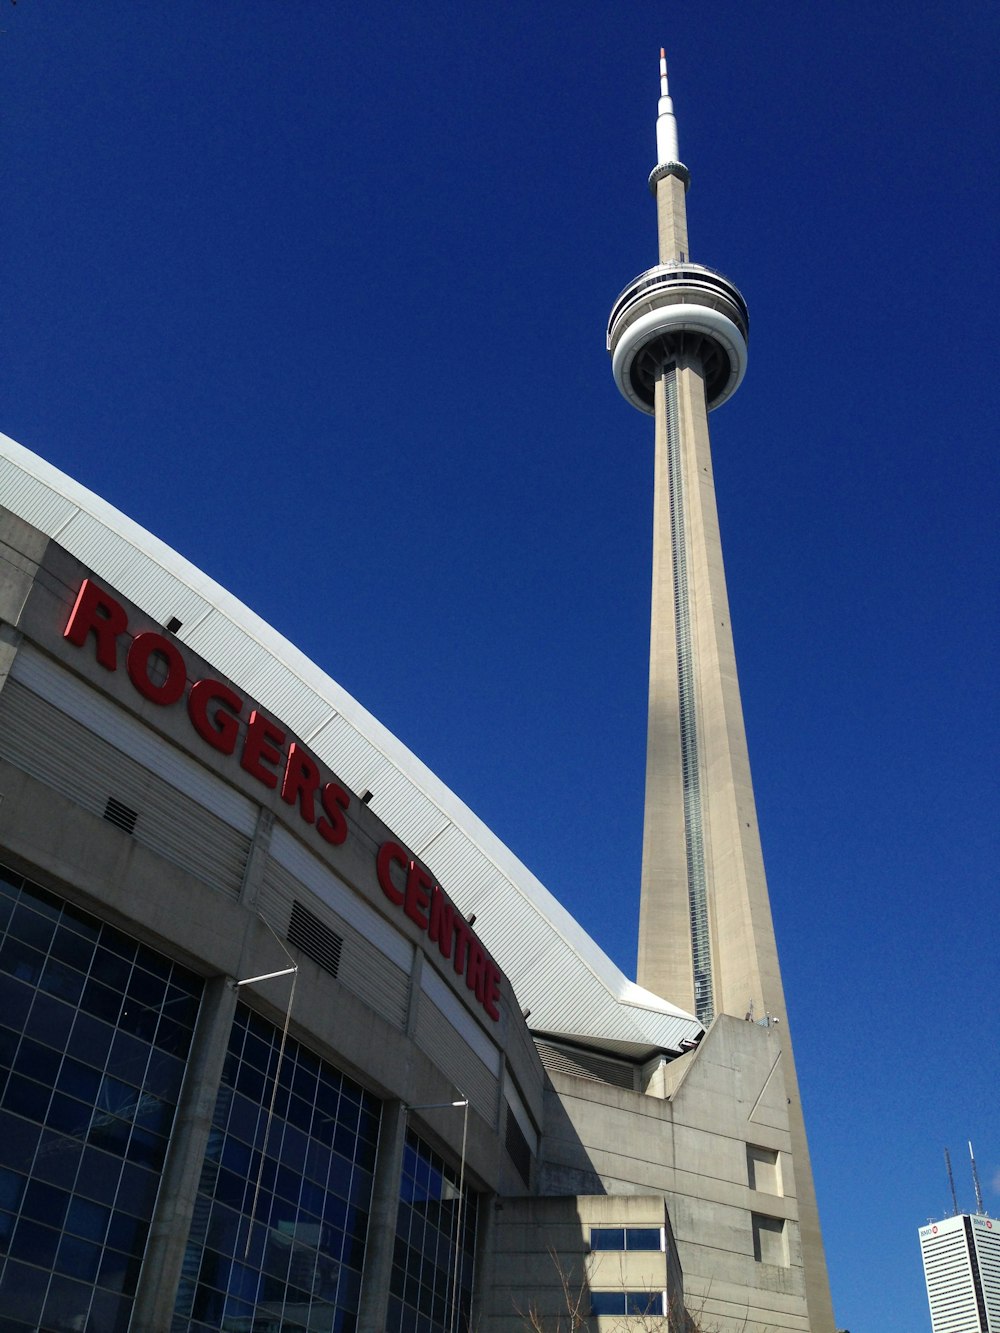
[485,1018,820,1333]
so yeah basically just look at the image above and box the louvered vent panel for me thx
[259,858,409,1030]
[183,611,331,740]
[307,712,395,799]
[11,648,258,834]
[267,825,412,971]
[535,1041,638,1090]
[413,996,498,1128]
[0,681,248,898]
[56,512,213,630]
[104,796,138,835]
[364,765,450,855]
[287,900,342,980]
[417,823,505,904]
[0,459,78,533]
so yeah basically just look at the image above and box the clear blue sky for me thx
[3,3,997,1329]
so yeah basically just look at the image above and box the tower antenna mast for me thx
[969,1140,985,1214]
[944,1147,959,1215]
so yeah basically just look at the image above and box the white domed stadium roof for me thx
[1,430,701,1058]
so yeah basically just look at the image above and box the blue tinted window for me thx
[56,1232,103,1281]
[0,1167,26,1210]
[3,1072,51,1121]
[172,1003,379,1331]
[88,1284,132,1332]
[47,1092,90,1137]
[591,1226,625,1250]
[1,936,45,985]
[66,1195,110,1241]
[50,926,95,968]
[626,1290,664,1314]
[90,946,132,990]
[389,1130,476,1333]
[591,1291,625,1315]
[627,1227,662,1250]
[591,1291,665,1316]
[106,1209,146,1253]
[10,1216,61,1267]
[17,1035,63,1085]
[0,973,33,1028]
[0,865,201,1332]
[591,1225,663,1251]
[0,1258,49,1323]
[40,957,87,1005]
[21,1178,67,1225]
[8,903,56,952]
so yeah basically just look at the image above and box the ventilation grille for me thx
[287,899,342,980]
[103,796,138,836]
[258,856,410,1030]
[535,1040,638,1090]
[505,1106,532,1188]
[0,680,248,899]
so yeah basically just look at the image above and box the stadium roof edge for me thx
[0,430,703,1057]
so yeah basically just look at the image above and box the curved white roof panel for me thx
[0,430,702,1057]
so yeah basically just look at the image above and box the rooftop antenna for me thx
[944,1147,959,1215]
[969,1140,985,1214]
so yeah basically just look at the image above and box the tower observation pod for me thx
[607,51,748,415]
[609,52,837,1333]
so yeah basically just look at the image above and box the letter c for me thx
[376,841,407,907]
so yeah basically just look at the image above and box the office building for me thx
[919,1214,1000,1332]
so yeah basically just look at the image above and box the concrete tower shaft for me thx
[608,52,836,1333]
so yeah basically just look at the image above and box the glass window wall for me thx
[0,864,202,1333]
[172,1002,380,1333]
[388,1129,476,1333]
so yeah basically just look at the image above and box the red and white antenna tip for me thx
[660,47,665,60]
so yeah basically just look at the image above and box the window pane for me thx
[390,1131,476,1333]
[171,1002,380,1330]
[0,868,201,1328]
[625,1226,662,1250]
[590,1227,625,1250]
[626,1290,664,1314]
[590,1292,625,1314]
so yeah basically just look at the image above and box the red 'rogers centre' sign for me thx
[62,578,502,1022]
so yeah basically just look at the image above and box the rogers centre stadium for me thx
[0,425,815,1333]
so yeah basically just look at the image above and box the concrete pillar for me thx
[637,370,695,1006]
[357,1098,407,1333]
[130,974,238,1330]
[470,1189,496,1330]
[656,173,689,263]
[635,348,837,1331]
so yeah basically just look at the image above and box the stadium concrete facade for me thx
[0,434,814,1332]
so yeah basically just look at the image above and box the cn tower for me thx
[608,52,836,1330]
